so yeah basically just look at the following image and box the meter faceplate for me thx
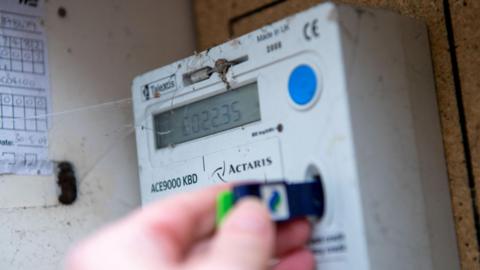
[132,3,460,270]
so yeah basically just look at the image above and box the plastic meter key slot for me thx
[132,2,460,270]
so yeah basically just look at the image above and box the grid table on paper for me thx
[0,34,45,75]
[0,93,47,131]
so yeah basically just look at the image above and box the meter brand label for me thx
[143,74,177,100]
[228,157,273,174]
[212,157,273,182]
[151,173,198,193]
[205,138,284,183]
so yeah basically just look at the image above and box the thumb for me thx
[205,198,275,270]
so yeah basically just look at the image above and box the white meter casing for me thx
[132,3,460,270]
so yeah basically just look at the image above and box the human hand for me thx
[65,185,315,270]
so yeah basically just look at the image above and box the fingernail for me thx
[224,198,271,234]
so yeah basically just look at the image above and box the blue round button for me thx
[288,65,317,106]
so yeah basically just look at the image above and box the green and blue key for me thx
[216,181,325,225]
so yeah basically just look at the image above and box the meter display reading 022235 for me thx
[153,82,261,149]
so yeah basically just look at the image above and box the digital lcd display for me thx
[153,83,260,149]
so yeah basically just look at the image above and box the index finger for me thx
[129,185,229,262]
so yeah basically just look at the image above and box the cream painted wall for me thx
[0,0,195,269]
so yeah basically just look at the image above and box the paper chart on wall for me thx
[0,0,52,175]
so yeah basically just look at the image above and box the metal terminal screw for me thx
[214,58,233,89]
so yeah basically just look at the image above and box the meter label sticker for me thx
[260,184,290,220]
[143,74,177,101]
[145,157,205,203]
[204,138,284,183]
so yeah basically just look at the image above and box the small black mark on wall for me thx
[277,123,283,133]
[57,161,77,205]
[57,6,67,18]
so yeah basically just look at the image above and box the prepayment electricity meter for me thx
[132,3,460,270]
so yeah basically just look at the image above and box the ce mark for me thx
[303,19,320,41]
